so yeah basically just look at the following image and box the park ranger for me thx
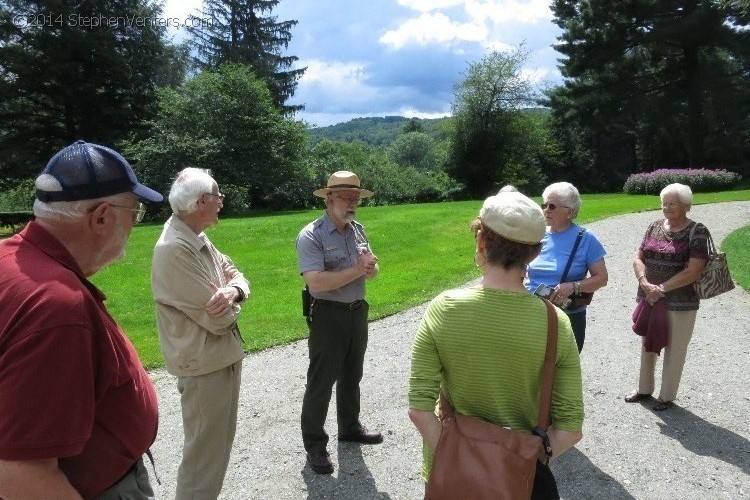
[296,171,382,475]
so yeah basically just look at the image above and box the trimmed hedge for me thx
[623,168,742,195]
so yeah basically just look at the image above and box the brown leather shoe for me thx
[306,451,334,474]
[338,426,383,445]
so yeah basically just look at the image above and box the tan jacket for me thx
[152,216,249,376]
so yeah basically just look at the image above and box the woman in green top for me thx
[408,191,584,498]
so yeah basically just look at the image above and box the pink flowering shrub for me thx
[623,168,741,194]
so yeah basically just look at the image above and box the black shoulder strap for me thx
[560,229,585,283]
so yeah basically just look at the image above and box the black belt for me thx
[314,298,365,310]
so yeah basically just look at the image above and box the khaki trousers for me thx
[176,361,242,500]
[637,309,697,402]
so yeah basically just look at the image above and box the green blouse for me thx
[408,286,584,480]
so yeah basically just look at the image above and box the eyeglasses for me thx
[89,201,146,224]
[335,195,361,206]
[661,202,681,208]
[541,203,567,210]
[204,192,225,201]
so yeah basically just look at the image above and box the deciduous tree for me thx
[446,47,544,197]
[123,64,308,209]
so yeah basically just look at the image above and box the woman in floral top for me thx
[625,183,710,411]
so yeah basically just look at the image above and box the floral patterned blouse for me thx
[637,220,710,311]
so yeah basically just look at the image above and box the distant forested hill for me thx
[306,110,549,148]
[307,116,450,147]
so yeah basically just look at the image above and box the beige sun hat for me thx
[479,191,546,244]
[313,171,374,198]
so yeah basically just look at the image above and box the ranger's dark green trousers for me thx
[301,299,369,452]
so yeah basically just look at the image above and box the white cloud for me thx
[298,60,380,110]
[483,40,516,53]
[396,0,551,21]
[163,0,202,21]
[396,0,465,12]
[397,106,452,120]
[465,0,553,25]
[379,12,486,50]
[380,1,553,51]
[302,59,367,84]
[519,67,549,85]
[161,0,204,41]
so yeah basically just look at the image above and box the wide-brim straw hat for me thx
[313,171,374,198]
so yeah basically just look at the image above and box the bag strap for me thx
[688,221,715,256]
[438,390,454,421]
[537,299,558,429]
[560,229,585,283]
[437,298,558,431]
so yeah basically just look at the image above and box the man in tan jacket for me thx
[151,167,249,500]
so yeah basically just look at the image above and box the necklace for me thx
[658,219,689,252]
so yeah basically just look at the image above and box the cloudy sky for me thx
[163,0,564,127]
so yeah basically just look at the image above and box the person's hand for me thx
[643,282,665,305]
[551,282,574,305]
[205,283,235,317]
[358,251,378,277]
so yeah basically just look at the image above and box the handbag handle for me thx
[688,222,715,256]
[560,229,585,284]
[438,297,558,429]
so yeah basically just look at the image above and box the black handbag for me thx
[560,229,594,309]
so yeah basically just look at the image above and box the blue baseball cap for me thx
[36,140,163,204]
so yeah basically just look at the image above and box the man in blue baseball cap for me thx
[0,141,162,498]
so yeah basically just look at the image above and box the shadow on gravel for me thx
[655,406,750,475]
[300,443,392,499]
[554,447,635,500]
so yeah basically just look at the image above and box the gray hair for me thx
[168,167,215,214]
[542,182,582,218]
[33,174,122,220]
[660,183,692,208]
[497,184,519,194]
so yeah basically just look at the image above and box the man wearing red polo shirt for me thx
[0,141,162,499]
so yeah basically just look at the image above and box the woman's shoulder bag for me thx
[424,299,559,500]
[689,223,735,299]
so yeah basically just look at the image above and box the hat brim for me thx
[133,183,164,204]
[313,187,374,198]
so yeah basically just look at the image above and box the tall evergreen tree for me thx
[187,0,305,114]
[0,0,175,180]
[551,0,750,181]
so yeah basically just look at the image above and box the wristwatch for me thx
[232,286,245,302]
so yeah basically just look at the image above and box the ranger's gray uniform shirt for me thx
[296,212,371,303]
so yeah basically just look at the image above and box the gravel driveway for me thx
[149,201,750,499]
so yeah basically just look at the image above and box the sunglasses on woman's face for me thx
[541,203,567,210]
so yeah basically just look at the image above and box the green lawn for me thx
[88,190,750,369]
[722,224,750,290]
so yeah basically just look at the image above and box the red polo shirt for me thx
[0,222,158,498]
